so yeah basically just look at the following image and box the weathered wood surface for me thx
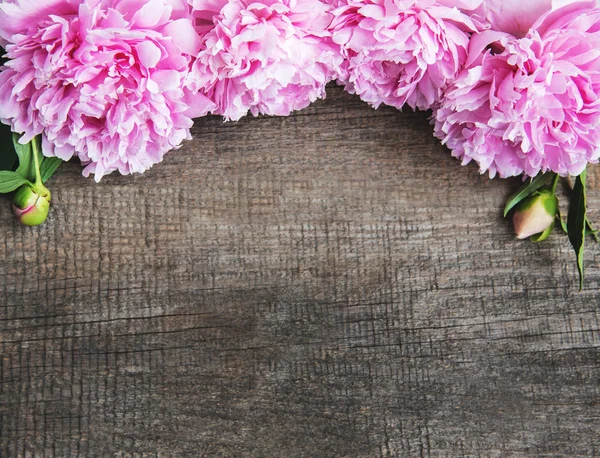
[1,86,600,457]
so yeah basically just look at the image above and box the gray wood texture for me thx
[1,86,600,457]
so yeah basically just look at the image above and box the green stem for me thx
[31,136,42,186]
[551,172,559,195]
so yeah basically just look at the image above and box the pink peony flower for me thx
[186,0,343,121]
[330,0,484,111]
[433,2,600,178]
[0,0,214,180]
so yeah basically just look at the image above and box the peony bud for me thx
[12,184,51,226]
[513,190,557,240]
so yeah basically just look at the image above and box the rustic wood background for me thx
[1,86,600,457]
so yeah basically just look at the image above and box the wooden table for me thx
[1,86,599,457]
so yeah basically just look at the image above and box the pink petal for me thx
[466,30,511,67]
[482,0,552,37]
[532,0,598,36]
[131,0,166,28]
[163,18,202,55]
[136,41,162,68]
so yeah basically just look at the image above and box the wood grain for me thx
[1,86,600,457]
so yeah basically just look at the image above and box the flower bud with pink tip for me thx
[513,190,557,240]
[12,183,51,227]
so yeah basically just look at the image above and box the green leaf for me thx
[558,217,568,234]
[504,173,555,217]
[40,157,62,183]
[557,215,597,240]
[0,170,32,193]
[567,170,587,290]
[0,122,17,171]
[531,222,554,243]
[556,200,568,234]
[585,217,599,243]
[13,134,34,181]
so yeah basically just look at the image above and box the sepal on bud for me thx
[513,190,558,240]
[12,183,51,226]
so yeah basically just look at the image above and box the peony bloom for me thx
[0,0,214,180]
[329,0,484,111]
[186,0,343,121]
[433,2,600,178]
